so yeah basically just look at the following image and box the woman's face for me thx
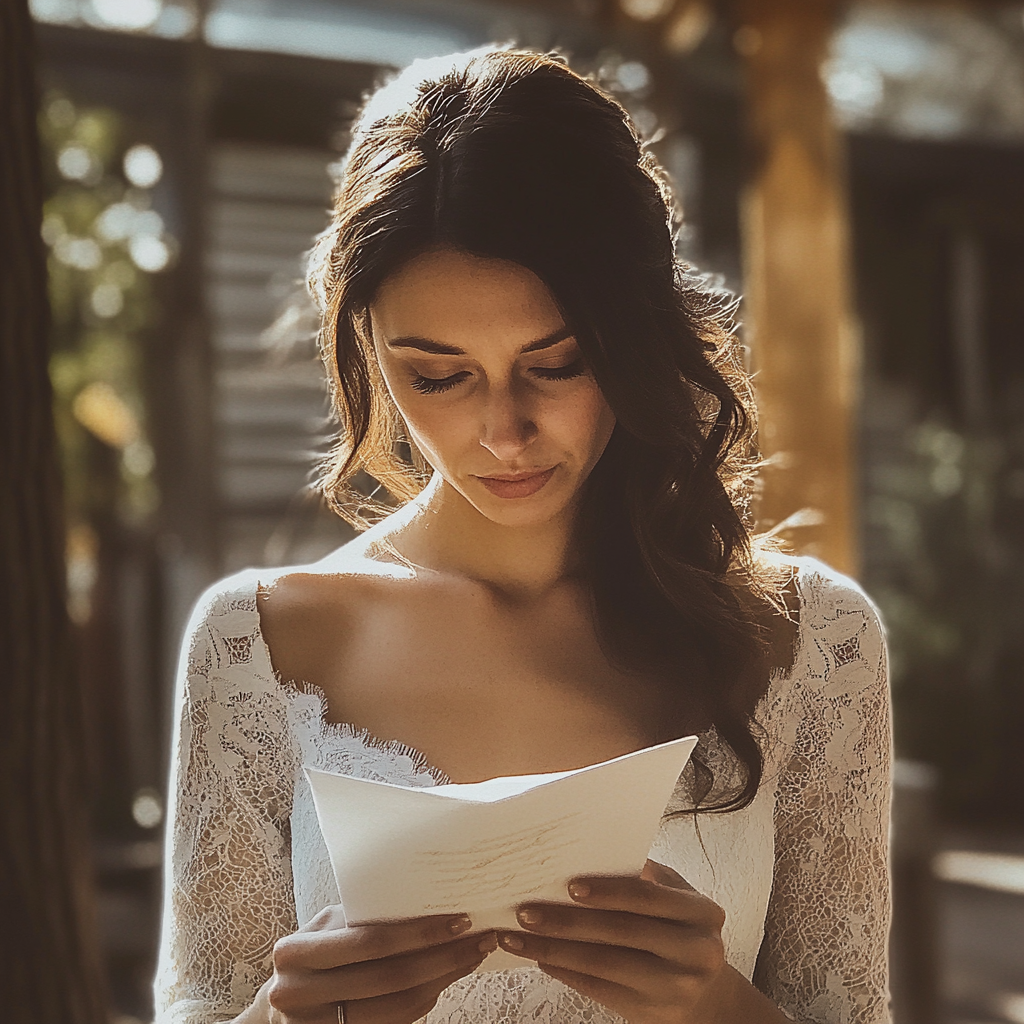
[369,247,616,529]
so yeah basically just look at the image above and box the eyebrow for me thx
[386,325,576,356]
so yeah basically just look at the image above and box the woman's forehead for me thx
[370,248,567,355]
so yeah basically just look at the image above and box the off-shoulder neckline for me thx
[220,556,831,786]
[243,596,454,785]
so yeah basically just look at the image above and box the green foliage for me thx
[40,92,172,529]
[867,414,1023,818]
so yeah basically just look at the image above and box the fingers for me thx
[537,963,636,1016]
[497,931,676,994]
[499,929,718,1016]
[273,933,496,1009]
[496,870,729,1023]
[328,933,497,1002]
[305,904,350,933]
[345,964,480,1024]
[641,858,693,890]
[567,874,726,930]
[511,903,703,960]
[275,913,476,972]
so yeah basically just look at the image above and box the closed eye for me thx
[409,370,471,395]
[409,359,586,394]
[531,359,587,382]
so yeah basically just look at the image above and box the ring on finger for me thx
[337,1001,347,1024]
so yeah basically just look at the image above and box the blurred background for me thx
[23,0,1024,1020]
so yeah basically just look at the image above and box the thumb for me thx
[642,858,695,891]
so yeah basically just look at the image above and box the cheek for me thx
[378,362,615,470]
[373,359,468,464]
[393,396,478,466]
[544,384,616,460]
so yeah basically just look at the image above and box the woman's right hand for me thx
[249,906,496,1024]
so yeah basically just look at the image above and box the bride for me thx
[155,48,891,1024]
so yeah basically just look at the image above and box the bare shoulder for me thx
[255,529,413,686]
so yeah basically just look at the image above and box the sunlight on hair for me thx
[356,45,509,135]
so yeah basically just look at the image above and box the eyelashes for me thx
[409,371,470,395]
[409,360,588,395]
[532,359,587,382]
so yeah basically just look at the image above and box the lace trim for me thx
[287,681,452,786]
[251,581,453,786]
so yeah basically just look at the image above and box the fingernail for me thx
[478,933,498,953]
[568,881,590,900]
[500,932,525,951]
[448,915,472,935]
[516,907,542,927]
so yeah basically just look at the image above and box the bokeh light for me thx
[57,144,93,181]
[619,0,674,22]
[131,789,163,829]
[129,234,170,272]
[91,0,162,31]
[123,144,163,188]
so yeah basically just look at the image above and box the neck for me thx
[389,474,579,598]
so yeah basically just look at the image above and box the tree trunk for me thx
[735,0,858,575]
[0,2,107,1021]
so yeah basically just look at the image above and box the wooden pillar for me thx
[735,0,857,575]
[0,3,107,1021]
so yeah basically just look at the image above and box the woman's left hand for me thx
[496,860,780,1024]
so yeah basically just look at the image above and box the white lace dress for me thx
[154,556,891,1024]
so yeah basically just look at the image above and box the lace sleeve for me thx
[754,566,893,1024]
[154,580,300,1024]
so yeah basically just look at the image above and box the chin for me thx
[468,481,577,529]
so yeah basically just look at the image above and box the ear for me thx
[641,858,695,891]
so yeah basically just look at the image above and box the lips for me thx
[475,466,557,499]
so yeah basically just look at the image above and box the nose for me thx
[479,383,538,463]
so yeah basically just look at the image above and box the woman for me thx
[155,48,891,1024]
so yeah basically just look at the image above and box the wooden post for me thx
[735,0,857,575]
[0,3,107,1021]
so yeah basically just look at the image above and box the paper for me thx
[305,735,697,970]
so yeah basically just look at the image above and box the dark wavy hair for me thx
[308,47,796,812]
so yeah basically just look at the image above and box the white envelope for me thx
[305,735,698,970]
